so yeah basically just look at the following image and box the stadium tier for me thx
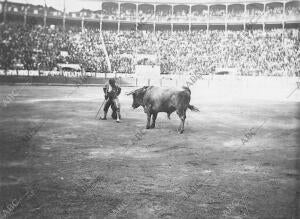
[0,1,300,30]
[0,1,299,76]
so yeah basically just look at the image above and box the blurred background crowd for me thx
[100,4,300,22]
[0,23,299,76]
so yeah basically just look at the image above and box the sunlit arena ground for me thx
[0,84,299,219]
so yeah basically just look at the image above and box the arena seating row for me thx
[0,23,299,76]
[3,1,300,21]
[97,6,300,21]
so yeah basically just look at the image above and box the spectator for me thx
[0,23,299,76]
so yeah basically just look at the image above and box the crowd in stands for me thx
[120,7,136,20]
[0,22,299,76]
[173,9,189,20]
[92,5,300,22]
[102,7,118,20]
[266,6,283,16]
[191,10,208,20]
[140,7,296,21]
[246,8,264,17]
[138,8,154,21]
[0,24,69,71]
[210,9,226,17]
[156,9,172,21]
[228,9,244,18]
[286,6,300,16]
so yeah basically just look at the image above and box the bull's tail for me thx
[188,104,199,112]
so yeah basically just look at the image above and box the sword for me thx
[95,98,106,120]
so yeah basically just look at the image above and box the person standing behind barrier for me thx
[101,78,121,123]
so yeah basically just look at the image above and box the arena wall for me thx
[188,75,300,102]
[0,74,299,101]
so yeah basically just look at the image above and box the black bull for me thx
[127,86,199,133]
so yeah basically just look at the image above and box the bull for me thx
[127,86,199,133]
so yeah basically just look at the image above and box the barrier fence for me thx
[0,70,299,89]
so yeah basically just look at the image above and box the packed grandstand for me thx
[0,0,299,76]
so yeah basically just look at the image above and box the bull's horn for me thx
[126,90,135,95]
[126,87,146,95]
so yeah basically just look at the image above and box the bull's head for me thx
[126,86,148,109]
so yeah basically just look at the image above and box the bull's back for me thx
[144,87,191,112]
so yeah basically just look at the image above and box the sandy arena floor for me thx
[0,85,299,219]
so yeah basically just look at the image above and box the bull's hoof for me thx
[150,124,155,129]
[146,125,150,129]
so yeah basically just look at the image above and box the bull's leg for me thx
[113,98,121,123]
[146,112,151,129]
[167,112,171,120]
[177,110,186,134]
[150,112,158,129]
[180,114,186,134]
[167,108,175,120]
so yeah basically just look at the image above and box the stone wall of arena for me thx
[188,75,300,102]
